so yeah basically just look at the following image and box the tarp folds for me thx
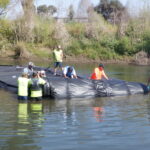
[0,65,149,99]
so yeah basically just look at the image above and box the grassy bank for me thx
[0,9,150,65]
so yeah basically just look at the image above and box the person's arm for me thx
[72,69,77,79]
[63,67,68,78]
[53,50,56,61]
[102,70,108,80]
[61,50,63,60]
[73,75,77,79]
[39,78,46,85]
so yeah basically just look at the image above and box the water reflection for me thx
[17,101,44,131]
[1,60,150,149]
[18,103,28,125]
[145,97,150,122]
[93,107,104,122]
[1,90,150,149]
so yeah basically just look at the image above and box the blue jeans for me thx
[30,97,42,101]
[54,62,62,68]
[18,96,28,100]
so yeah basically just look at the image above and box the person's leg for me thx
[36,97,42,101]
[18,96,28,100]
[54,62,58,75]
[58,62,63,72]
[30,97,42,101]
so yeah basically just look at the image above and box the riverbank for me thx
[0,49,150,66]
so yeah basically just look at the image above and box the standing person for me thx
[53,45,63,75]
[28,72,46,101]
[90,64,108,80]
[23,62,34,78]
[63,66,77,79]
[17,72,29,100]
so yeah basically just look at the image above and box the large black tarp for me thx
[0,65,149,99]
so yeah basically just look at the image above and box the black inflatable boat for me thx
[0,65,149,99]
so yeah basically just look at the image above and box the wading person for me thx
[17,72,29,100]
[90,64,108,80]
[53,45,63,75]
[28,72,46,100]
[63,66,77,79]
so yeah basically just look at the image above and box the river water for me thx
[0,60,150,150]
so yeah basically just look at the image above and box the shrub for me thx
[66,22,85,38]
[141,31,150,55]
[33,17,55,44]
[14,42,30,59]
[0,19,13,42]
[115,36,133,55]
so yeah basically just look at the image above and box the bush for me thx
[100,36,118,51]
[0,19,13,42]
[115,36,133,55]
[14,42,30,59]
[33,17,55,44]
[85,48,99,60]
[141,31,150,55]
[66,22,85,38]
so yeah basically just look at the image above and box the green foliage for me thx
[0,36,12,51]
[68,5,74,20]
[0,4,150,61]
[140,31,150,55]
[37,4,57,16]
[0,0,9,8]
[66,22,85,38]
[0,19,13,41]
[94,0,126,24]
[25,43,50,58]
[114,36,135,55]
[100,36,118,51]
[34,17,55,44]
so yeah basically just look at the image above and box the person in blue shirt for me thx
[23,62,34,78]
[63,66,77,79]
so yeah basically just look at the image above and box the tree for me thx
[37,5,48,14]
[47,5,57,16]
[94,0,127,25]
[37,5,57,17]
[13,0,35,41]
[0,0,10,16]
[68,5,74,21]
[77,0,91,18]
[54,20,70,48]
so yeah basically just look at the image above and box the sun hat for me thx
[28,62,34,66]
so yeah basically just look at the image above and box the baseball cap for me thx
[28,62,34,66]
[99,63,104,68]
[68,66,73,72]
[40,70,46,77]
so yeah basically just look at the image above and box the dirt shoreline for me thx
[0,51,150,66]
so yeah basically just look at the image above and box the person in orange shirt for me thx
[90,64,108,80]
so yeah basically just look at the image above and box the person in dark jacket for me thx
[28,72,46,100]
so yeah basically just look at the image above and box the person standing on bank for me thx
[53,45,63,75]
[17,72,29,100]
[28,72,46,101]
[90,64,109,80]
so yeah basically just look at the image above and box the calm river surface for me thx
[0,60,150,150]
